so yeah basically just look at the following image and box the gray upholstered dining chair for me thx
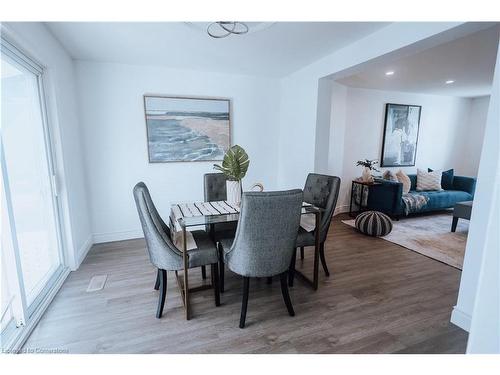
[204,172,238,291]
[219,189,303,328]
[133,182,220,319]
[289,173,341,286]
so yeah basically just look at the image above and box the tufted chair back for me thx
[303,173,341,243]
[133,182,183,270]
[204,173,228,202]
[225,190,303,277]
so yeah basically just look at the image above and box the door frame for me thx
[1,35,70,350]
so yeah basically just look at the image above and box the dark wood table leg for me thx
[349,182,355,217]
[211,263,220,307]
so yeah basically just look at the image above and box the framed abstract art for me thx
[143,95,231,162]
[380,103,422,167]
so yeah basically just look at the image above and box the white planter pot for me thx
[361,167,374,183]
[226,180,242,205]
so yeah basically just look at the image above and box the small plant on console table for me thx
[356,159,380,183]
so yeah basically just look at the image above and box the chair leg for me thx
[201,265,207,280]
[211,263,220,307]
[300,247,304,260]
[319,243,330,277]
[156,269,167,319]
[451,217,458,232]
[154,269,160,290]
[280,272,295,317]
[239,277,250,329]
[288,248,297,287]
[218,243,225,293]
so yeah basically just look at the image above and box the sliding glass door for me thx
[1,38,65,347]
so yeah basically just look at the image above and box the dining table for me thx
[169,200,322,319]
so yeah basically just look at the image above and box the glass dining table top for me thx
[178,203,322,229]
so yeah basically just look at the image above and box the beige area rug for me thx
[342,212,468,270]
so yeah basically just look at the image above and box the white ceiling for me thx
[337,26,499,98]
[45,22,389,77]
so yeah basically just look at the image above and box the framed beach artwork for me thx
[143,95,231,162]
[380,103,422,167]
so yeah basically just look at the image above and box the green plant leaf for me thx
[213,145,249,180]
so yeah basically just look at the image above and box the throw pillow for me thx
[417,168,442,191]
[382,170,398,182]
[428,168,454,190]
[396,170,411,194]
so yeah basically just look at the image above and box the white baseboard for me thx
[451,306,471,332]
[5,267,71,353]
[334,204,350,216]
[93,229,143,244]
[75,235,93,269]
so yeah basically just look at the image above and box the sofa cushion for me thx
[409,174,417,190]
[429,168,454,190]
[416,169,442,191]
[408,190,473,212]
[382,170,398,182]
[396,170,411,194]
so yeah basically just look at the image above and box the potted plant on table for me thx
[213,145,250,205]
[356,159,380,183]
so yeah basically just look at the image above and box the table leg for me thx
[208,223,215,242]
[182,227,190,320]
[349,182,354,217]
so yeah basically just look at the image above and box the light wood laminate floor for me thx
[24,215,467,353]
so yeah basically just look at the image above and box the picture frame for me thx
[380,103,422,167]
[143,94,231,163]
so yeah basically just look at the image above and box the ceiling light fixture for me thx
[385,71,395,76]
[207,22,249,38]
[445,80,455,84]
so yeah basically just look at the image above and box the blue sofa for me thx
[365,174,476,216]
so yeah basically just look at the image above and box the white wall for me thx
[454,39,500,346]
[458,96,490,176]
[314,78,333,174]
[276,22,472,190]
[328,82,347,178]
[75,61,281,242]
[2,23,92,270]
[328,86,488,210]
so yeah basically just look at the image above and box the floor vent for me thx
[86,275,107,292]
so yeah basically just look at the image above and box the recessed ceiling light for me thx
[445,80,455,84]
[385,71,395,76]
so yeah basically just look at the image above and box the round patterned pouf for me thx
[355,211,393,237]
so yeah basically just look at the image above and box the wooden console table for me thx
[349,180,381,217]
